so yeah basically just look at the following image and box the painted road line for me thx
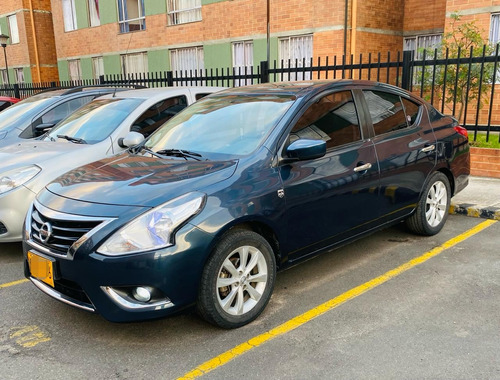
[178,219,497,380]
[0,278,29,289]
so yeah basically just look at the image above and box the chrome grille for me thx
[31,205,103,254]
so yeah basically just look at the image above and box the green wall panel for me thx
[23,67,32,84]
[0,17,9,42]
[80,58,94,80]
[202,0,229,5]
[58,60,70,81]
[75,0,89,29]
[148,50,169,72]
[204,43,231,71]
[253,37,278,68]
[103,55,121,76]
[100,0,119,25]
[145,0,167,16]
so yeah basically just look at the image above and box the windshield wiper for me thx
[155,149,202,161]
[135,145,165,159]
[57,135,87,144]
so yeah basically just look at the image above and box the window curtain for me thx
[92,57,104,79]
[8,15,19,43]
[171,47,204,73]
[168,0,201,25]
[68,60,82,81]
[62,0,77,32]
[279,35,312,80]
[121,53,147,76]
[232,41,253,86]
[89,0,100,27]
[15,68,25,84]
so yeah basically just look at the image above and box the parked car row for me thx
[1,80,470,328]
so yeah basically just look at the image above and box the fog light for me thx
[132,286,152,302]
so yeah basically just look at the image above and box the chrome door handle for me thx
[354,163,372,172]
[421,144,435,153]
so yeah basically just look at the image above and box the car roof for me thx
[97,86,227,100]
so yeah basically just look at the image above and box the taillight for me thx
[454,125,468,138]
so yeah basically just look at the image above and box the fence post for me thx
[13,84,20,98]
[50,81,56,89]
[99,75,105,85]
[260,61,269,83]
[166,71,174,87]
[401,50,412,90]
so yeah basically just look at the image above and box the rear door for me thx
[279,89,380,261]
[360,88,437,221]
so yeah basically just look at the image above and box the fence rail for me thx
[1,47,500,142]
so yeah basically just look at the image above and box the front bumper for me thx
[0,186,36,242]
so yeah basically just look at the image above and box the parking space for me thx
[0,215,498,379]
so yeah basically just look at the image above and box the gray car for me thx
[0,86,224,242]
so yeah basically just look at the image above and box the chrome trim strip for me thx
[33,199,112,222]
[30,277,96,313]
[101,286,174,311]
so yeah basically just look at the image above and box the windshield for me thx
[45,98,143,144]
[145,94,295,158]
[0,93,60,132]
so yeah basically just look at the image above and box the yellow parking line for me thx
[0,278,29,289]
[178,219,497,380]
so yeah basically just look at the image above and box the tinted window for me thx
[363,90,407,136]
[131,96,187,138]
[41,96,95,125]
[401,97,420,126]
[0,101,12,112]
[291,91,361,149]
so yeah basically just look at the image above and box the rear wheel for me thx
[406,172,451,236]
[197,229,276,329]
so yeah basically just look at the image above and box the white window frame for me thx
[232,41,253,86]
[92,56,104,79]
[14,68,24,84]
[88,0,100,27]
[7,14,19,44]
[120,52,148,76]
[279,35,313,80]
[62,0,78,32]
[167,0,202,26]
[68,60,82,81]
[117,0,146,33]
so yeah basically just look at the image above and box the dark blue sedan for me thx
[23,81,470,328]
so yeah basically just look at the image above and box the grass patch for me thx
[469,132,500,149]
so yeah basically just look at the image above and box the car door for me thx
[360,89,437,222]
[279,89,380,261]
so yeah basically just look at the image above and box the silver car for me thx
[0,87,224,242]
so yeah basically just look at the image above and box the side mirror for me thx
[118,131,145,148]
[284,139,326,162]
[34,122,56,136]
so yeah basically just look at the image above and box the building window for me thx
[68,60,82,81]
[89,0,100,27]
[490,13,500,46]
[167,0,202,25]
[279,35,313,80]
[121,53,148,76]
[1,69,8,85]
[232,41,253,86]
[117,0,145,33]
[92,57,104,79]
[7,14,19,44]
[170,46,204,73]
[404,34,442,58]
[62,0,77,32]
[14,68,25,84]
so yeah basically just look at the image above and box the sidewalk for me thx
[450,176,500,220]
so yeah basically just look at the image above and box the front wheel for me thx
[406,172,451,236]
[197,229,276,329]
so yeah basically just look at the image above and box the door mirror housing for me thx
[34,123,56,136]
[284,139,327,162]
[118,131,145,148]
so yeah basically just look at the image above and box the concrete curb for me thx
[449,203,500,220]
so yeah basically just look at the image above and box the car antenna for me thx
[113,31,134,98]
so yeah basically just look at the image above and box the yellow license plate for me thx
[27,251,55,288]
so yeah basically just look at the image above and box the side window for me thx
[195,93,211,100]
[290,91,361,149]
[401,97,420,126]
[0,101,10,112]
[363,90,408,136]
[131,96,188,138]
[41,96,95,126]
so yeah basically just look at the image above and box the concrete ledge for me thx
[449,203,500,220]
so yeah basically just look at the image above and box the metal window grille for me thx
[117,0,146,33]
[167,0,202,25]
[279,35,313,80]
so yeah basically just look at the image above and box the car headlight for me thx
[0,165,41,195]
[97,192,205,256]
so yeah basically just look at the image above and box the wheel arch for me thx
[436,167,455,196]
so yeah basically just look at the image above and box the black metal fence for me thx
[1,47,500,142]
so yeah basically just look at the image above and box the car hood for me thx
[45,152,238,207]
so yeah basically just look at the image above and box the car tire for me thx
[197,229,276,329]
[406,172,451,236]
